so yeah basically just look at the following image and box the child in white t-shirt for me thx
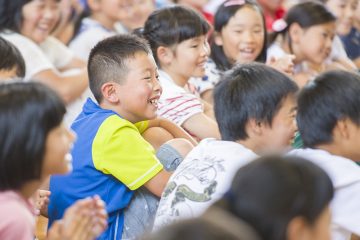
[289,70,360,240]
[153,62,299,230]
[69,0,130,61]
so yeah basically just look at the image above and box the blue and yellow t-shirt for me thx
[48,98,163,239]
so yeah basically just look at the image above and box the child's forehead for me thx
[125,51,157,69]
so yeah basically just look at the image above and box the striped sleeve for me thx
[157,92,203,126]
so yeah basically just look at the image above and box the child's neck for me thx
[354,20,360,32]
[162,68,189,88]
[91,13,116,31]
[236,139,262,155]
[315,143,354,160]
[20,180,41,199]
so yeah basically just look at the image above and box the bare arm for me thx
[33,68,88,104]
[182,112,220,140]
[201,99,215,120]
[148,118,198,146]
[143,169,172,197]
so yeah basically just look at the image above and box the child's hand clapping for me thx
[47,195,108,240]
[35,189,51,217]
[267,54,295,76]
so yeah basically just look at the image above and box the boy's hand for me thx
[47,195,108,240]
[35,189,51,217]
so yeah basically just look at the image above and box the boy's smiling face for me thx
[113,51,162,123]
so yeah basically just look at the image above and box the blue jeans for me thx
[121,144,183,239]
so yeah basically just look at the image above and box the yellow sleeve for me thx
[92,116,162,190]
[134,120,149,134]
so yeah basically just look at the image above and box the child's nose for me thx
[201,41,210,56]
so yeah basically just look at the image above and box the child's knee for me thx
[156,139,193,171]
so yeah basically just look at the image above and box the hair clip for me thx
[272,19,288,32]
[224,0,246,7]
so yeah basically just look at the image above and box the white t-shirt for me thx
[289,148,360,240]
[0,31,86,127]
[157,70,204,126]
[69,18,117,61]
[0,32,73,80]
[153,138,258,231]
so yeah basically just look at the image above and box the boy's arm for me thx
[143,169,172,197]
[147,118,198,146]
[182,112,221,140]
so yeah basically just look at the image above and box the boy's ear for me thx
[101,82,119,104]
[288,23,303,44]
[334,118,351,140]
[157,46,174,65]
[247,119,263,136]
[213,31,223,46]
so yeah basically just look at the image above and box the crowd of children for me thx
[0,0,360,239]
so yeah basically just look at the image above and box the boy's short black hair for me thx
[214,62,298,141]
[297,70,360,148]
[88,34,152,103]
[0,36,25,77]
[0,81,66,191]
[219,155,333,240]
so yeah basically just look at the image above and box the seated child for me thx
[268,1,337,87]
[152,62,298,230]
[0,36,25,79]
[69,0,128,61]
[48,34,193,239]
[0,81,107,240]
[290,70,360,240]
[140,5,220,140]
[210,155,334,240]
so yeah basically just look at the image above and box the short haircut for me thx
[297,70,360,148]
[88,34,152,103]
[219,155,334,240]
[0,36,25,77]
[0,81,66,191]
[139,5,210,66]
[214,62,298,141]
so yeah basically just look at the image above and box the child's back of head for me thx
[218,154,333,240]
[213,62,298,150]
[0,37,25,79]
[88,34,152,103]
[0,81,66,191]
[297,70,360,150]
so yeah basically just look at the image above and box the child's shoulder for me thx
[289,148,360,187]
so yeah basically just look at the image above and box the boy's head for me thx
[297,70,360,158]
[214,62,298,153]
[88,34,162,123]
[0,37,25,79]
[223,155,333,240]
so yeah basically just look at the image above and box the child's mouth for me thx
[148,98,159,108]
